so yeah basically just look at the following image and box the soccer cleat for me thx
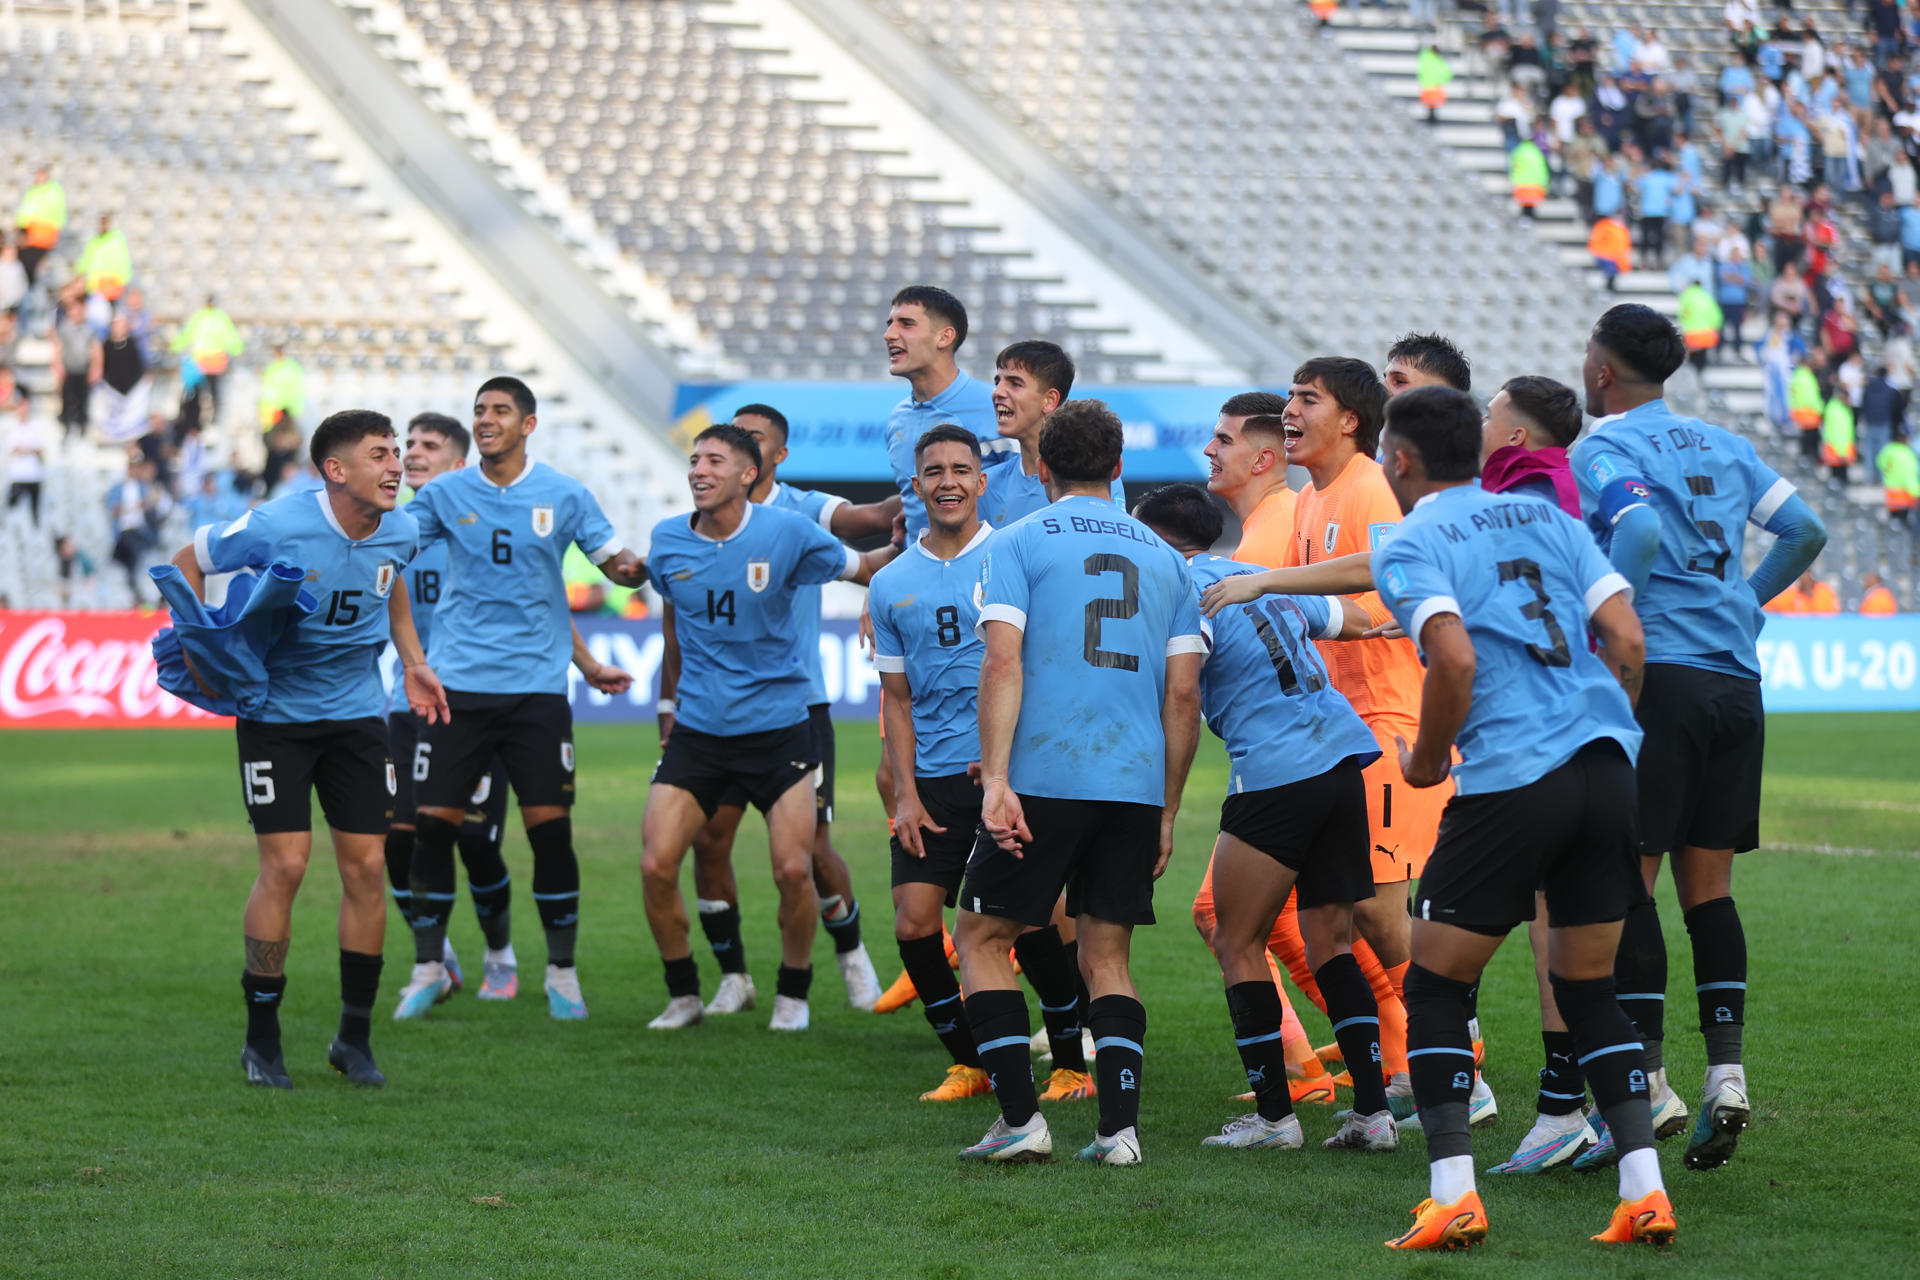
[1470,1073,1500,1127]
[1473,1036,1485,1068]
[1684,1080,1751,1171]
[920,1063,993,1102]
[1385,1193,1489,1251]
[1234,1074,1341,1105]
[768,994,810,1031]
[1314,1040,1345,1070]
[1038,1068,1097,1102]
[393,961,452,1020]
[544,964,588,1020]
[1077,1126,1142,1165]
[704,972,757,1015]
[872,968,918,1014]
[1385,1071,1417,1121]
[1572,1115,1619,1171]
[476,956,519,1002]
[960,1113,1052,1163]
[647,994,704,1030]
[837,943,883,1012]
[1325,1109,1399,1150]
[1649,1069,1690,1140]
[1201,1112,1303,1150]
[1033,1026,1098,1065]
[441,938,463,996]
[240,1044,292,1090]
[326,1037,386,1087]
[1591,1189,1677,1246]
[1489,1114,1597,1174]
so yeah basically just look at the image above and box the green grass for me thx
[1,715,1916,1278]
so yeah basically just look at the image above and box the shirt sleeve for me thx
[975,528,1031,636]
[1290,592,1339,642]
[869,581,906,673]
[407,483,445,545]
[790,518,861,586]
[1167,556,1208,657]
[1743,448,1796,528]
[568,486,621,563]
[1374,529,1459,652]
[1574,443,1655,528]
[1568,516,1633,617]
[194,505,273,575]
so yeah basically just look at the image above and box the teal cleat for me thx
[1684,1081,1750,1171]
[1571,1115,1619,1171]
[393,962,452,1020]
[1489,1115,1596,1173]
[544,964,589,1020]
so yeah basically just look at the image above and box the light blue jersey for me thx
[980,451,1124,527]
[1571,400,1796,678]
[1187,555,1380,794]
[649,502,860,736]
[192,489,419,723]
[1375,485,1641,796]
[886,369,996,540]
[869,523,996,778]
[976,494,1206,805]
[407,461,621,695]
[762,481,849,706]
[400,539,448,656]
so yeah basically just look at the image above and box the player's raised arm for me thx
[1199,552,1377,615]
[828,492,904,540]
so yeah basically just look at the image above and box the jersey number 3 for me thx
[1497,558,1572,668]
[1082,554,1140,671]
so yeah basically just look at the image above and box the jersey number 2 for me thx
[1082,554,1140,671]
[1497,558,1572,668]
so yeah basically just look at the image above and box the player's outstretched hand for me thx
[1200,572,1265,617]
[982,778,1032,855]
[406,663,451,725]
[1396,734,1449,788]
[1362,619,1407,640]
[604,550,649,588]
[583,662,632,695]
[895,791,946,859]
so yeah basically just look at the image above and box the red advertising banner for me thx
[0,611,229,728]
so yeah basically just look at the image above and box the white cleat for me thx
[704,973,757,1015]
[1649,1068,1690,1140]
[837,943,883,1011]
[960,1113,1052,1162]
[648,994,704,1030]
[1077,1125,1143,1165]
[393,961,452,1020]
[1469,1072,1500,1127]
[1488,1111,1596,1174]
[1325,1108,1400,1150]
[544,964,588,1020]
[768,994,811,1031]
[1201,1112,1304,1149]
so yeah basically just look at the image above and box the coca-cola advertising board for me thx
[0,611,228,728]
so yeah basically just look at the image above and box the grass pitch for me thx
[2,715,1916,1278]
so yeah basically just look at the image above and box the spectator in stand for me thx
[5,373,42,525]
[1418,44,1453,123]
[1635,26,1671,75]
[1772,259,1813,331]
[1864,262,1904,338]
[1633,152,1678,266]
[1495,80,1532,150]
[176,417,206,499]
[1804,570,1842,614]
[75,213,131,303]
[1510,136,1549,220]
[1777,99,1816,186]
[1668,166,1699,251]
[119,287,155,363]
[1718,239,1755,354]
[1670,54,1699,135]
[1822,383,1858,483]
[1566,117,1609,221]
[1567,27,1599,97]
[1718,93,1752,191]
[0,239,26,317]
[1821,296,1861,363]
[170,295,243,427]
[1592,148,1627,226]
[1745,79,1777,172]
[1870,189,1904,273]
[0,309,19,373]
[52,533,97,607]
[51,296,93,441]
[13,165,64,289]
[257,344,306,434]
[91,312,149,444]
[1870,0,1902,67]
[1761,309,1811,432]
[1679,281,1725,373]
[105,453,165,605]
[1791,350,1826,458]
[1860,573,1900,614]
[1510,33,1547,96]
[1636,78,1678,155]
[1549,80,1587,145]
[1861,364,1902,468]
[1594,74,1631,148]
[1669,235,1716,294]
[1879,428,1919,523]
[1816,109,1855,192]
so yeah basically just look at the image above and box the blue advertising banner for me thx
[671,380,1252,482]
[1755,614,1920,712]
[565,616,882,721]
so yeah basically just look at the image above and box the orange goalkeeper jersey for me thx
[1231,485,1297,567]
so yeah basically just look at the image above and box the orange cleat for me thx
[1314,1041,1345,1070]
[1591,1190,1676,1246]
[1331,1071,1354,1087]
[919,1063,993,1102]
[1385,1193,1489,1251]
[1290,1074,1340,1105]
[872,968,919,1014]
[1038,1067,1097,1101]
[1473,1037,1486,1068]
[943,930,959,969]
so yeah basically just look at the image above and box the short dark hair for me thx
[1499,376,1582,448]
[693,423,763,475]
[1592,304,1687,385]
[1383,386,1483,482]
[1293,356,1388,457]
[310,409,395,470]
[1132,483,1223,552]
[914,423,982,464]
[731,402,790,443]
[407,411,470,457]
[1387,332,1473,391]
[891,285,969,351]
[475,375,535,417]
[1240,413,1288,444]
[1038,399,1124,484]
[1220,390,1289,418]
[995,340,1075,398]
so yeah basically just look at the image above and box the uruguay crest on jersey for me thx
[1323,521,1340,555]
[374,560,397,598]
[747,559,772,592]
[531,504,555,537]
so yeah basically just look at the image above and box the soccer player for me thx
[1133,484,1398,1152]
[1371,386,1674,1250]
[396,377,646,1022]
[656,403,899,1016]
[1573,304,1827,1172]
[642,424,899,1032]
[955,399,1205,1165]
[1383,331,1473,397]
[169,409,448,1088]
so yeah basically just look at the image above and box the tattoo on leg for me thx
[245,935,290,976]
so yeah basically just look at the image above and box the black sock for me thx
[1685,896,1746,1065]
[1552,971,1655,1157]
[900,932,978,1066]
[1403,962,1476,1160]
[965,988,1037,1126]
[528,817,578,968]
[698,900,748,975]
[338,950,382,1048]
[1063,936,1092,1030]
[664,955,699,999]
[1014,926,1087,1072]
[819,894,863,956]
[1537,1029,1587,1116]
[408,814,459,963]
[1089,994,1146,1138]
[458,829,513,951]
[1464,980,1481,1024]
[384,828,416,926]
[1225,980,1294,1123]
[1315,952,1389,1117]
[776,963,813,1001]
[1615,897,1668,1073]
[241,971,286,1057]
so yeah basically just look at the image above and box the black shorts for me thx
[652,720,818,818]
[891,772,984,904]
[1634,663,1764,857]
[415,691,575,811]
[959,795,1161,928]
[235,717,393,836]
[1217,756,1377,911]
[387,711,512,835]
[711,704,835,824]
[1416,739,1642,937]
